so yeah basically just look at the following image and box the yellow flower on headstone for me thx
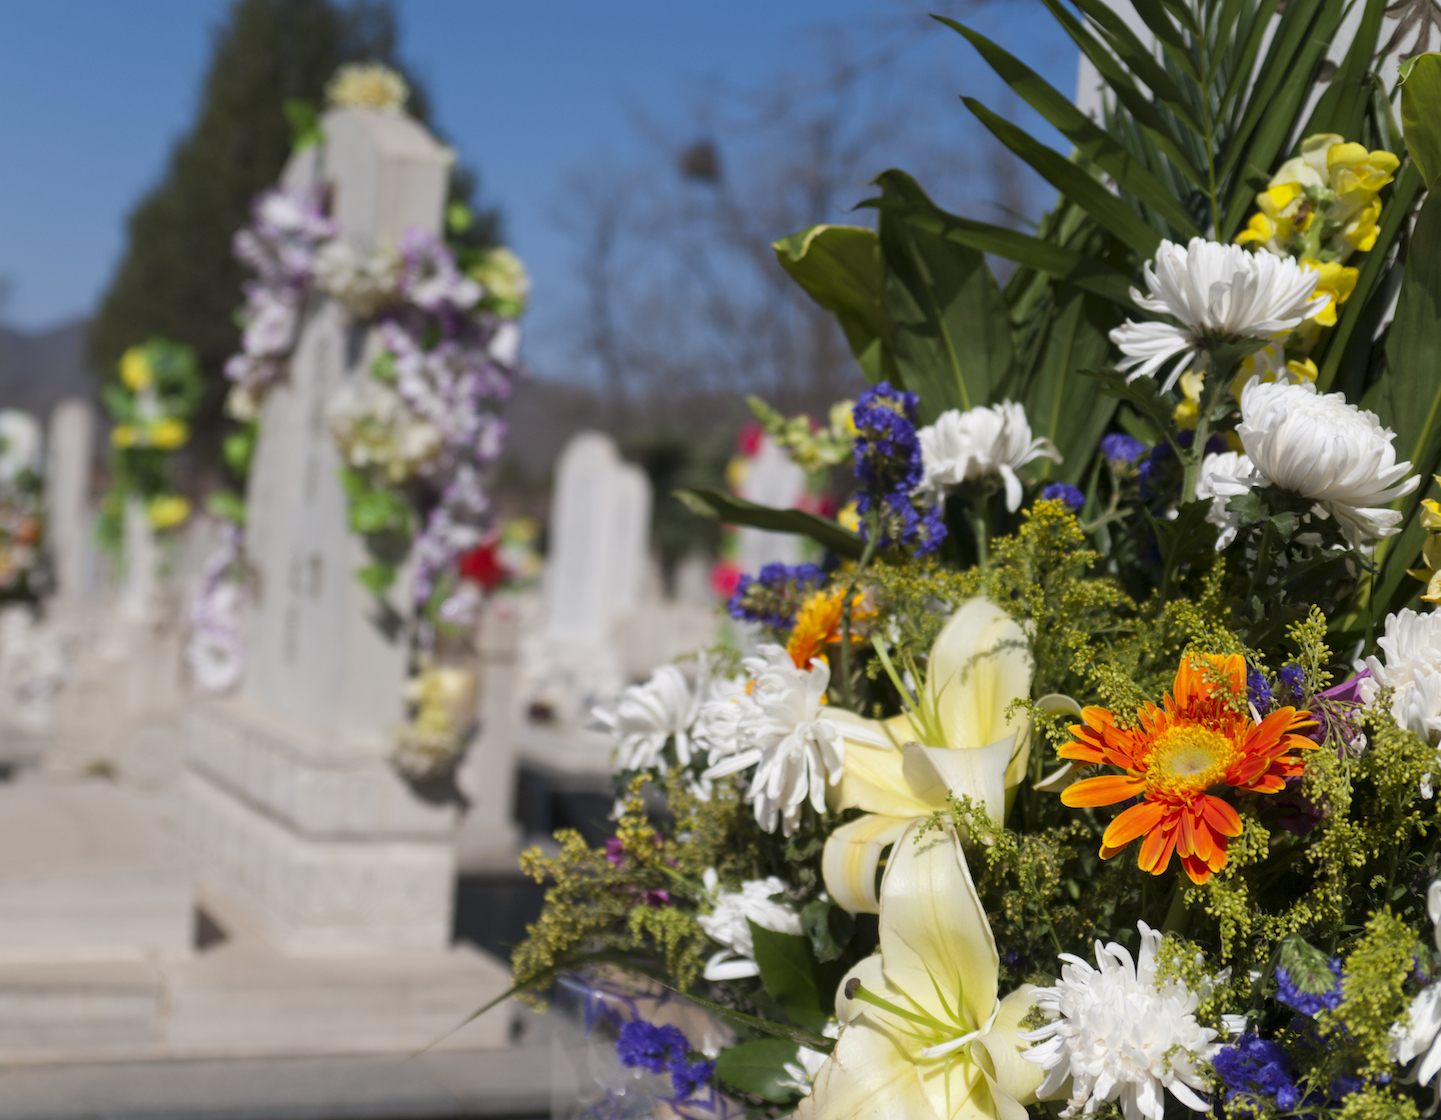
[120,347,154,392]
[147,495,191,530]
[111,424,139,449]
[148,418,189,450]
[1301,258,1359,327]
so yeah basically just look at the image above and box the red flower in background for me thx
[458,540,506,592]
[710,560,742,599]
[737,421,764,458]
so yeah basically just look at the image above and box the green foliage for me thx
[674,487,864,560]
[714,1039,806,1104]
[1400,53,1441,191]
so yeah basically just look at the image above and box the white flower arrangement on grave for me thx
[202,63,531,781]
[486,15,1441,1120]
[0,410,45,604]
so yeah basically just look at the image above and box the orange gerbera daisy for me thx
[785,587,874,669]
[1059,653,1317,885]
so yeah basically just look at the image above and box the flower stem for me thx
[1161,879,1192,937]
[966,502,990,570]
[839,516,879,710]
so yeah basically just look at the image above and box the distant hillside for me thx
[0,320,97,420]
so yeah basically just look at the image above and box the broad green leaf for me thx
[1215,0,1281,118]
[206,490,247,526]
[964,97,1161,258]
[936,18,1199,238]
[750,922,829,1033]
[714,1039,804,1104]
[659,983,835,1052]
[1401,53,1441,190]
[355,562,397,595]
[1316,160,1423,392]
[673,488,864,560]
[348,486,410,535]
[1085,368,1175,439]
[876,173,1015,420]
[800,898,854,964]
[867,171,1135,306]
[773,225,891,383]
[1022,288,1120,485]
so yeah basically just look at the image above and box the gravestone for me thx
[44,398,95,611]
[181,107,512,1054]
[735,434,806,575]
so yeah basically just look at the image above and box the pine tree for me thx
[88,0,498,481]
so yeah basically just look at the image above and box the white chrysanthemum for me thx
[593,664,700,773]
[326,62,409,115]
[1195,451,1260,549]
[1393,880,1441,1110]
[696,867,803,980]
[1110,238,1327,391]
[1238,378,1419,548]
[0,411,41,483]
[917,401,1060,511]
[702,647,846,835]
[692,674,756,766]
[1360,609,1441,750]
[1022,921,1219,1120]
[327,379,443,483]
[314,241,401,317]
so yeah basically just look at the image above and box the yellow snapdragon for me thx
[119,347,154,392]
[147,495,191,530]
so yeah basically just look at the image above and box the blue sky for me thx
[0,1,1073,374]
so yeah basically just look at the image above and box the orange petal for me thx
[1102,801,1166,851]
[1058,742,1105,763]
[1181,854,1212,885]
[1062,774,1145,808]
[1178,807,1197,858]
[1191,814,1215,863]
[1138,820,1175,874]
[1200,795,1242,838]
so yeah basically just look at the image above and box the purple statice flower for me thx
[1100,432,1147,465]
[186,522,247,695]
[1212,1034,1299,1115]
[671,1057,716,1100]
[643,888,671,908]
[726,562,826,628]
[1276,960,1343,1017]
[1247,667,1273,712]
[850,383,945,555]
[604,837,626,866]
[396,228,481,315]
[1279,663,1306,700]
[616,1021,689,1075]
[1041,482,1085,512]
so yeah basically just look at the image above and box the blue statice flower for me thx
[1276,959,1343,1017]
[1212,1034,1300,1115]
[1100,432,1147,465]
[616,1020,689,1074]
[670,1056,716,1100]
[1247,667,1273,712]
[614,1020,714,1101]
[1041,482,1085,512]
[726,562,826,628]
[850,383,944,555]
[1137,430,1228,498]
[1279,663,1306,700]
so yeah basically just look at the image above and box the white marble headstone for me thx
[44,398,95,609]
[735,434,806,575]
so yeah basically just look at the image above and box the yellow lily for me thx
[797,821,1043,1120]
[821,598,1033,913]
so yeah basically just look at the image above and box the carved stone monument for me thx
[180,106,510,1044]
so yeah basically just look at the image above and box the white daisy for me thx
[593,664,700,773]
[1111,238,1327,391]
[1022,921,1219,1120]
[702,647,846,836]
[916,401,1060,511]
[1238,378,1419,548]
[1393,880,1441,1112]
[696,868,803,980]
[1195,450,1260,549]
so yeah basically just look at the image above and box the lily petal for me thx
[926,600,1033,755]
[823,814,912,915]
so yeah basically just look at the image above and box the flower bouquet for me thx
[502,10,1441,1120]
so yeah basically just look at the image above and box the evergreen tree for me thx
[88,0,498,481]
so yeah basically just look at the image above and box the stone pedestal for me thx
[455,597,522,872]
[186,106,462,954]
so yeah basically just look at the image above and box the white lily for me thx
[797,821,1043,1120]
[821,598,1033,913]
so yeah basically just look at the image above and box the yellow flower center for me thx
[1146,724,1236,797]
